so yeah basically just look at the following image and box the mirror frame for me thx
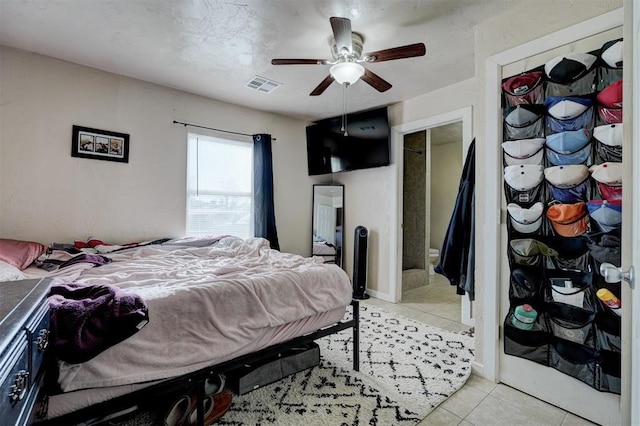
[311,184,344,268]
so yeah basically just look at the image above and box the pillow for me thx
[0,260,28,281]
[0,238,47,270]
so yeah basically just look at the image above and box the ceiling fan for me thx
[271,17,426,96]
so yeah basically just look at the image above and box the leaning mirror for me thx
[312,184,344,268]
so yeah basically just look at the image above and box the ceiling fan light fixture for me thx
[330,62,365,85]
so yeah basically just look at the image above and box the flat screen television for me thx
[306,107,390,176]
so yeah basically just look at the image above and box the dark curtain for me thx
[253,134,280,250]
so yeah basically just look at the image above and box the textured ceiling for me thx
[0,0,525,122]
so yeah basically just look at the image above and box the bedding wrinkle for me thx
[55,237,352,393]
[48,283,149,364]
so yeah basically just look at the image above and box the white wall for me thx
[430,141,462,251]
[329,165,394,293]
[0,46,314,256]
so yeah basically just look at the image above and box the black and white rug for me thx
[120,304,474,425]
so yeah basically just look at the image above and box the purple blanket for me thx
[48,283,149,364]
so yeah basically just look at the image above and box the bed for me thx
[312,241,336,255]
[0,236,358,425]
[312,238,339,265]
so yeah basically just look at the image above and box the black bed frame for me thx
[36,300,360,426]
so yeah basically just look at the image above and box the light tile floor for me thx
[362,274,598,426]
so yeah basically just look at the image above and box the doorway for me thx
[402,121,462,288]
[390,106,474,327]
[401,124,464,322]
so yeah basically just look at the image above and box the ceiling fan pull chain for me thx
[340,84,345,133]
[342,83,349,136]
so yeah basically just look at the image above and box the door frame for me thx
[389,106,474,326]
[483,6,632,422]
[626,1,639,424]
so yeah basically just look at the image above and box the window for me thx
[186,132,253,238]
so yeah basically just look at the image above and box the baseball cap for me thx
[502,71,544,105]
[545,52,597,84]
[597,79,623,108]
[600,39,623,68]
[546,129,591,153]
[593,124,623,147]
[545,96,593,119]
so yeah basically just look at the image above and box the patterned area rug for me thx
[118,304,474,425]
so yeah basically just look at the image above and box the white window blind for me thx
[186,132,253,238]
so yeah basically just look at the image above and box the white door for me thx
[316,204,336,245]
[488,9,633,426]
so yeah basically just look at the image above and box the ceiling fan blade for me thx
[330,17,352,55]
[271,58,327,65]
[361,69,392,92]
[364,43,426,63]
[310,75,335,96]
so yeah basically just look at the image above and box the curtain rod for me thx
[172,120,276,140]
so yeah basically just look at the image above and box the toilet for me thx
[429,248,440,276]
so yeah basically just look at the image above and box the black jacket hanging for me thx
[435,138,475,299]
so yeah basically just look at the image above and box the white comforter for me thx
[54,237,352,392]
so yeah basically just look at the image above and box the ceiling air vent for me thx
[245,76,281,93]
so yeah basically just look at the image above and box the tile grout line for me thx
[559,412,569,426]
[460,391,492,424]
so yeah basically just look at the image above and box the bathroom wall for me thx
[430,139,463,251]
[402,131,426,271]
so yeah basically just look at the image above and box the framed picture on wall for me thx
[71,125,130,163]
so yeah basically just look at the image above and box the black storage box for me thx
[228,342,320,395]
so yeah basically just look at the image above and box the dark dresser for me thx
[1,278,51,425]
